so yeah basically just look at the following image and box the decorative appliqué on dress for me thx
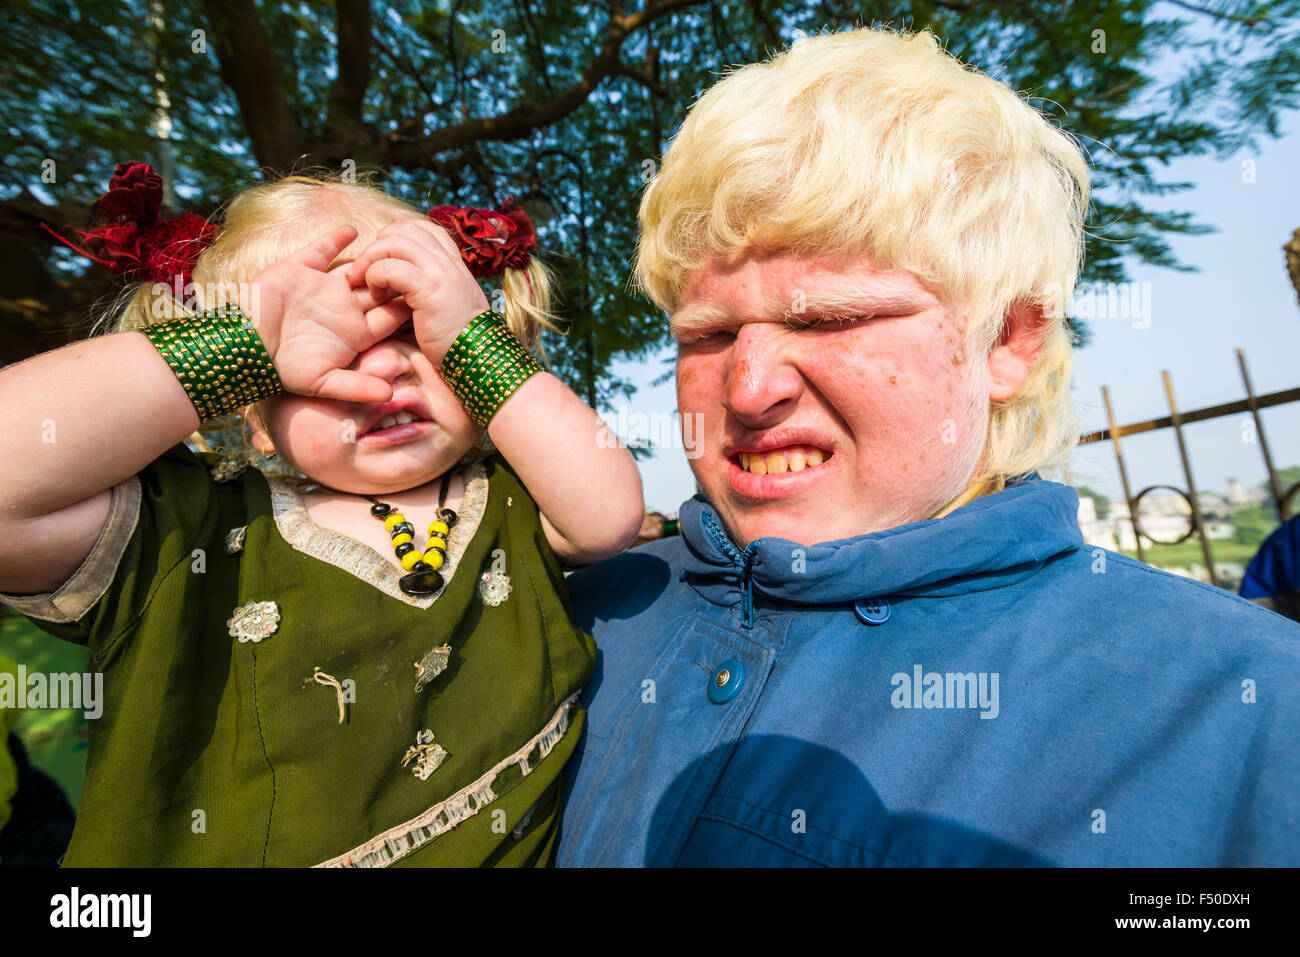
[224,525,247,554]
[401,729,449,781]
[477,571,512,607]
[228,600,280,643]
[210,451,251,483]
[414,644,452,693]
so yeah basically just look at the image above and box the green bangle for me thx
[142,302,283,422]
[440,311,543,428]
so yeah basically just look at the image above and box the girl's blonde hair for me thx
[636,26,1091,488]
[101,171,558,468]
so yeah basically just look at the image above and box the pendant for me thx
[399,567,444,596]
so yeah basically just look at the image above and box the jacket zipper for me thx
[702,511,759,630]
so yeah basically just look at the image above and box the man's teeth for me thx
[738,445,827,474]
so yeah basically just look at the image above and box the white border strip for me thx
[315,693,579,868]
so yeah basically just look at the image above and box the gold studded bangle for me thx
[141,303,283,422]
[440,311,543,428]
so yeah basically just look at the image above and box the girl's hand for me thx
[239,226,408,403]
[345,219,489,365]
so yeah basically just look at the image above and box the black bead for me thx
[437,507,458,528]
[391,521,415,537]
[394,542,414,557]
[399,568,443,596]
[411,561,432,573]
[369,502,391,517]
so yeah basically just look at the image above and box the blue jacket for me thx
[1240,514,1300,622]
[557,477,1300,866]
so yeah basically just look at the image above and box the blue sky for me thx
[1067,107,1300,503]
[608,46,1300,514]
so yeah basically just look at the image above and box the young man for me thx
[557,26,1300,867]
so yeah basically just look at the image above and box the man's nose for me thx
[722,325,803,427]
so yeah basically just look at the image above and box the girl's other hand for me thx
[345,219,489,365]
[239,226,408,403]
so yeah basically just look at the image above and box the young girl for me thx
[0,166,644,866]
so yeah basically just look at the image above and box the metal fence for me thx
[1078,348,1300,588]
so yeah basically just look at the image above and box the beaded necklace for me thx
[365,470,459,596]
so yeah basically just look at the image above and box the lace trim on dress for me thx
[264,462,490,608]
[314,693,578,868]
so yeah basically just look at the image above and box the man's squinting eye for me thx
[786,313,877,330]
[676,329,735,346]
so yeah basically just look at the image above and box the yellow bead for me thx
[401,550,423,570]
[391,532,413,547]
[427,520,449,536]
[425,535,447,552]
[423,550,445,570]
[384,513,406,531]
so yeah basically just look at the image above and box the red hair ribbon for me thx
[42,161,217,289]
[428,196,537,279]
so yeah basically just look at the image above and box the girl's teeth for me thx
[395,411,415,425]
[378,415,398,429]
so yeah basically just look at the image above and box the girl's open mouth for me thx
[359,412,432,445]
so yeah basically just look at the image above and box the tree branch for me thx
[747,0,783,49]
[387,0,706,166]
[326,0,372,129]
[200,0,305,170]
[372,33,444,117]
[611,59,667,96]
[1161,0,1267,27]
[515,0,556,98]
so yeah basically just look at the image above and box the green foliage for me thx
[1076,484,1110,519]
[1233,501,1278,545]
[1261,464,1300,499]
[0,610,88,809]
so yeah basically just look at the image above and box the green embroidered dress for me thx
[0,444,596,867]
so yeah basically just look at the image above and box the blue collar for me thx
[678,476,1085,607]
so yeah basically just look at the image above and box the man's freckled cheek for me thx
[677,358,722,418]
[676,364,700,403]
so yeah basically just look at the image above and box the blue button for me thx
[854,598,892,625]
[708,658,746,704]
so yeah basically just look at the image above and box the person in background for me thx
[0,651,76,867]
[1240,512,1300,622]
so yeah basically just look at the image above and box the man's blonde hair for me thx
[636,26,1090,487]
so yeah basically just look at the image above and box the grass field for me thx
[1117,539,1260,570]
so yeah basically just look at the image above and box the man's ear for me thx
[987,298,1051,402]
